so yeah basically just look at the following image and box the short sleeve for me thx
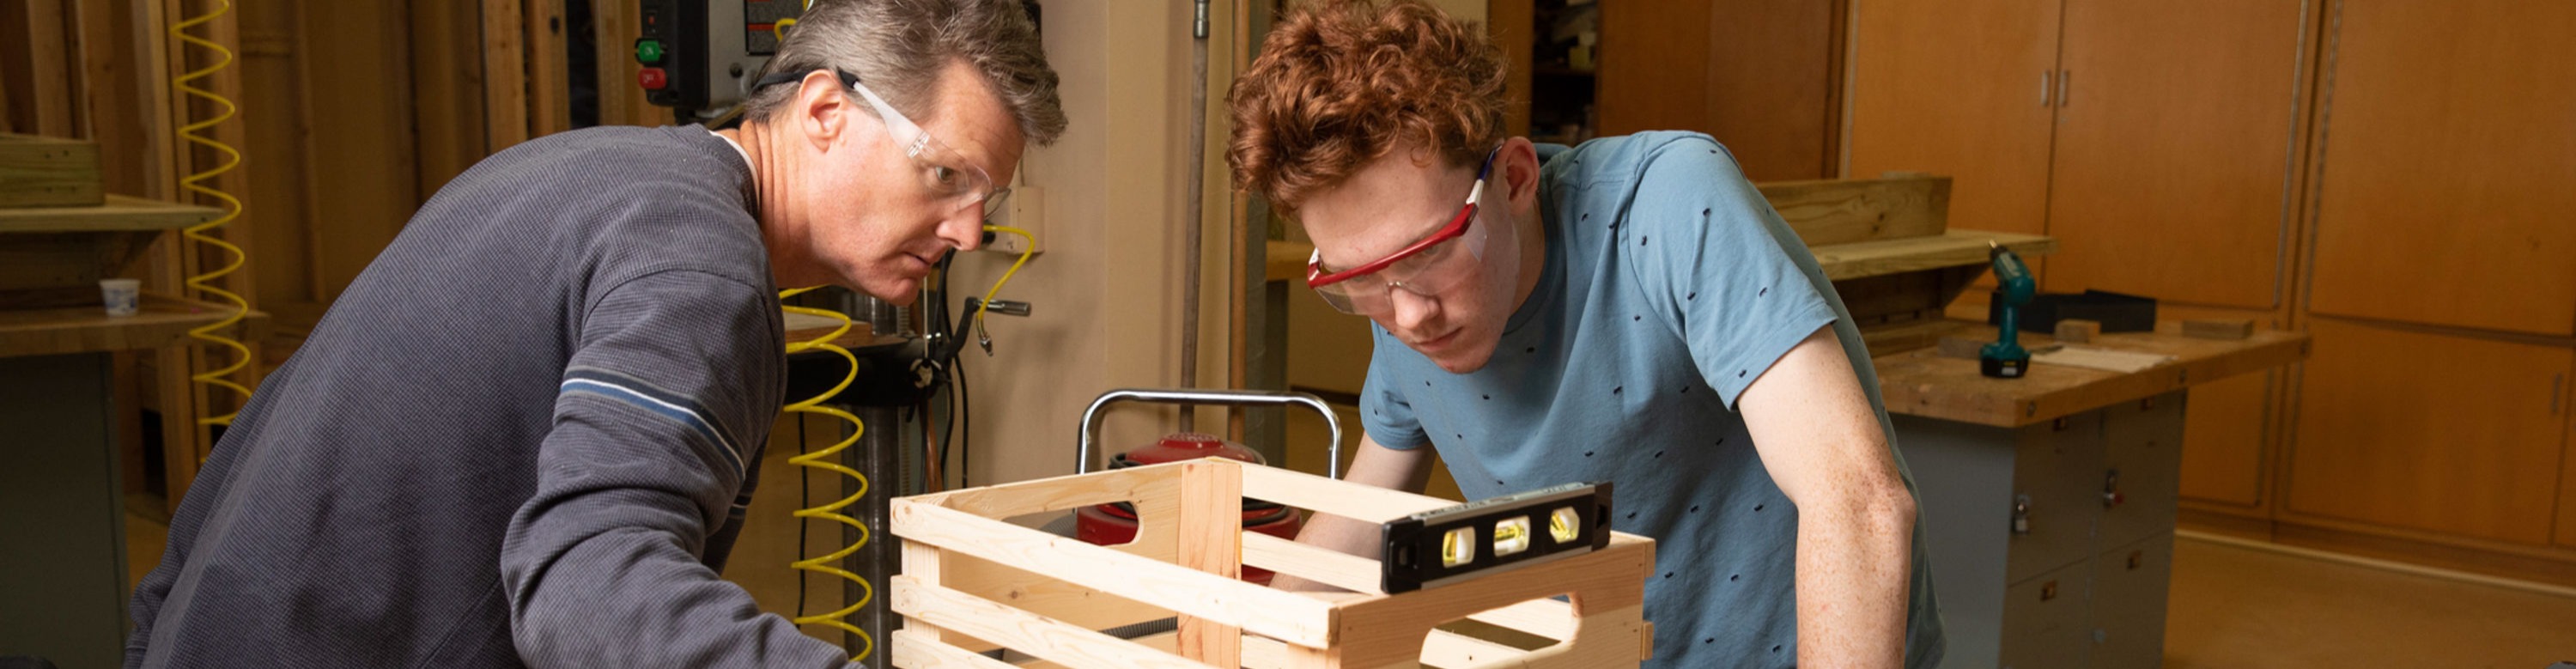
[1620,137,1839,408]
[1358,324,1431,450]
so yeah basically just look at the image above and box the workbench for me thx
[1876,321,2307,669]
[0,293,267,669]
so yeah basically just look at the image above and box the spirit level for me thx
[1380,481,1613,593]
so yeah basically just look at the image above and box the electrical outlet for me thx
[981,186,1043,255]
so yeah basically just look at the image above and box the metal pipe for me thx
[1078,388,1343,478]
[1178,0,1211,433]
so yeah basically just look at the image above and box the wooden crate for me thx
[890,459,1657,669]
[0,133,104,209]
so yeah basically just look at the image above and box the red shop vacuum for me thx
[1072,389,1346,586]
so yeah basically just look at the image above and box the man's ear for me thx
[795,70,854,151]
[1499,137,1541,215]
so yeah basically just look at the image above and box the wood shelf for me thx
[0,195,222,233]
[0,292,270,358]
[1811,229,2055,282]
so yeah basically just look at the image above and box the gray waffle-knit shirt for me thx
[124,125,854,667]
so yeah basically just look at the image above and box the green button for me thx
[635,40,664,64]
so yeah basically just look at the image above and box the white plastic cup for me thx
[100,278,142,317]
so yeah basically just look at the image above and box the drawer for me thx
[2099,392,2186,549]
[2000,561,2094,669]
[2008,411,2106,584]
[2086,533,2176,669]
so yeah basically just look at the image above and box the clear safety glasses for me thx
[1303,148,1500,315]
[753,69,1011,220]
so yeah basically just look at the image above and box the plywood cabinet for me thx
[1597,0,1839,181]
[2287,319,2573,545]
[1847,0,2060,240]
[2304,0,2576,336]
[2043,0,2310,309]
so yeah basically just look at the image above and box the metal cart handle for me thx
[1077,388,1345,479]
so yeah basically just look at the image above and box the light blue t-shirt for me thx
[1360,132,1944,668]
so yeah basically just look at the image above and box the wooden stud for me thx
[2182,318,2256,340]
[522,0,568,137]
[1176,460,1244,667]
[2055,318,2101,344]
[481,0,529,150]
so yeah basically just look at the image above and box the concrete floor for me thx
[119,514,2576,666]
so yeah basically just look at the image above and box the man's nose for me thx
[939,206,984,252]
[1389,286,1440,334]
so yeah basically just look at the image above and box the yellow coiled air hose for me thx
[172,0,255,447]
[778,287,874,661]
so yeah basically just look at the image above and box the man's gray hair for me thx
[744,0,1066,146]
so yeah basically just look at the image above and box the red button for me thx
[638,67,668,90]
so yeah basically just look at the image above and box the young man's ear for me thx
[1501,137,1542,212]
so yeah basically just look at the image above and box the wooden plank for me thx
[889,576,1209,669]
[0,193,221,232]
[1873,319,2307,427]
[0,291,269,358]
[1759,175,1948,246]
[1242,531,1382,594]
[481,0,529,150]
[1325,536,1653,669]
[890,629,1021,669]
[522,0,568,137]
[1808,229,2055,282]
[912,461,1182,522]
[12,0,76,137]
[1176,461,1243,667]
[890,500,1337,648]
[1236,462,1455,524]
[0,133,104,207]
[586,0,666,127]
[411,0,486,196]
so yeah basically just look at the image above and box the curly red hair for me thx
[1225,0,1508,209]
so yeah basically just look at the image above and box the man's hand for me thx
[1269,434,1434,593]
[1740,325,1917,668]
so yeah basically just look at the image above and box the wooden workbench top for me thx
[1873,320,2308,428]
[0,292,270,358]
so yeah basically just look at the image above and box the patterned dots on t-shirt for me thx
[1755,503,1765,512]
[1759,286,1770,296]
[1690,505,1700,513]
[1641,236,1649,246]
[1613,386,1623,395]
[1584,451,1595,457]
[1730,574,1741,582]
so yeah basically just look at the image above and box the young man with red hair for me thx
[1227,2,1943,666]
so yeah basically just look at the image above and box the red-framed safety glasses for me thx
[1303,148,1500,314]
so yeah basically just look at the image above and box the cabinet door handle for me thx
[2057,70,2072,107]
[2040,70,2053,106]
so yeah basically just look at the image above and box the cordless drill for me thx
[1982,242,2035,379]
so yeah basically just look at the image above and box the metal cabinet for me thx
[1902,390,2188,669]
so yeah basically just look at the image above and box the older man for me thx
[123,2,1062,666]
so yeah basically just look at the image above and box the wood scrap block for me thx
[2182,319,2256,340]
[0,133,103,208]
[1757,174,1950,246]
[1937,336,1985,360]
[2055,319,2101,344]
